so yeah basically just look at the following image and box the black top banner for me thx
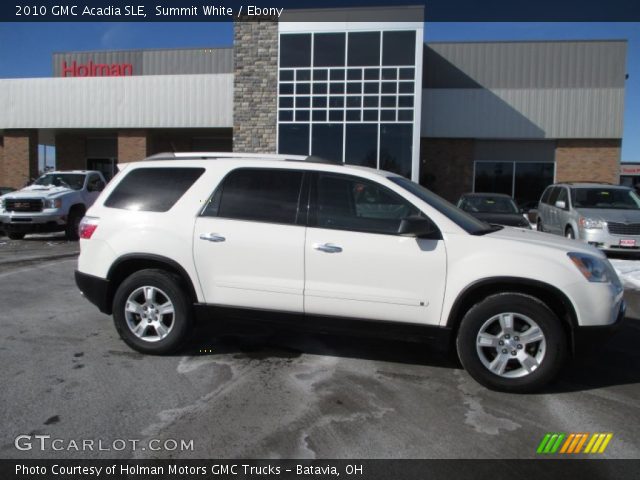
[2,0,640,22]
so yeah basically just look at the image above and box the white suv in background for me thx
[75,153,624,392]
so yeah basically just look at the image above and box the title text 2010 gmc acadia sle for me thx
[75,153,625,392]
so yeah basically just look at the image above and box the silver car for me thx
[537,182,640,253]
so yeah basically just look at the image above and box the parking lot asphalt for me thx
[0,242,639,460]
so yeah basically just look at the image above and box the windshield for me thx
[459,195,519,214]
[389,177,494,234]
[33,173,86,191]
[571,187,640,210]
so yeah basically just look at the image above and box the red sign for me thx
[62,60,133,77]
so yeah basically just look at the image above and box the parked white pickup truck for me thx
[0,170,106,240]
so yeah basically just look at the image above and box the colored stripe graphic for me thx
[538,433,613,454]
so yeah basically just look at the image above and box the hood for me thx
[576,208,640,224]
[485,226,603,257]
[3,184,72,199]
[472,212,530,228]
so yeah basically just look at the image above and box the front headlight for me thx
[45,198,62,209]
[579,217,604,229]
[0,198,4,211]
[568,252,619,284]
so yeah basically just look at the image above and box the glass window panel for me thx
[329,96,344,108]
[364,68,380,80]
[346,83,362,94]
[297,69,311,81]
[313,97,327,108]
[278,124,309,155]
[280,34,311,68]
[279,84,294,95]
[363,110,378,121]
[280,70,294,81]
[346,110,361,121]
[330,69,345,80]
[295,110,310,121]
[382,31,416,66]
[347,69,362,80]
[313,82,327,94]
[345,124,377,168]
[329,110,344,121]
[314,33,346,67]
[380,124,413,178]
[381,96,396,108]
[312,110,327,122]
[296,97,310,108]
[329,83,345,94]
[279,97,294,108]
[363,96,378,107]
[398,95,414,107]
[296,83,310,95]
[348,32,381,66]
[382,68,397,80]
[346,97,361,108]
[313,69,328,80]
[364,82,379,94]
[474,162,514,196]
[217,169,304,225]
[381,110,396,121]
[399,68,414,80]
[279,110,293,121]
[311,124,343,163]
[398,110,413,121]
[514,163,555,207]
[381,82,397,94]
[399,82,414,94]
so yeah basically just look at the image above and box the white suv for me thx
[75,153,625,392]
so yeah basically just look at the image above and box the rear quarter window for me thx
[104,167,205,212]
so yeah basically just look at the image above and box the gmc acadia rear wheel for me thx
[456,293,566,392]
[113,269,193,354]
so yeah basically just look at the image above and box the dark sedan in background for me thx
[457,193,532,228]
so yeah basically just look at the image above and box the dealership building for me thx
[0,6,628,205]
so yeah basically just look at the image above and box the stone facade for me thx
[555,139,621,184]
[118,130,148,163]
[2,131,38,189]
[233,20,278,153]
[56,133,86,170]
[420,138,475,203]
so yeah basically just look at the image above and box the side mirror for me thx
[398,216,440,238]
[555,200,566,209]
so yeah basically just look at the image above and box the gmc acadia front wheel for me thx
[456,293,566,392]
[113,269,193,354]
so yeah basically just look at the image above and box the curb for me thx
[0,252,79,269]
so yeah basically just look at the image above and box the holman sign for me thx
[61,61,133,77]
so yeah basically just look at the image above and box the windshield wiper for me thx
[471,225,504,236]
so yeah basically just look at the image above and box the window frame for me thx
[199,167,310,227]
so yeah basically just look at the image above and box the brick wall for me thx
[420,138,475,202]
[56,133,86,170]
[118,130,148,163]
[555,139,621,184]
[2,131,38,189]
[233,20,278,153]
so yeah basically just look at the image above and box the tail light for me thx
[79,216,99,239]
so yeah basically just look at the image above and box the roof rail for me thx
[561,181,614,185]
[141,152,345,164]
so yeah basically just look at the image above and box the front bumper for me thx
[579,227,640,253]
[75,270,111,314]
[572,299,625,355]
[0,212,66,233]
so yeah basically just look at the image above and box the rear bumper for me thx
[572,299,625,355]
[75,270,111,314]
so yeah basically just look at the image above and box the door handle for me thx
[199,233,226,243]
[313,242,343,253]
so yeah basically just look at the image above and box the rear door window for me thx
[201,168,305,225]
[104,168,205,212]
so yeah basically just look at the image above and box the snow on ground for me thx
[610,259,640,290]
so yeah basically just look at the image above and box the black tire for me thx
[565,226,575,239]
[8,232,25,240]
[456,293,566,393]
[65,207,84,240]
[536,219,544,232]
[112,269,193,354]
